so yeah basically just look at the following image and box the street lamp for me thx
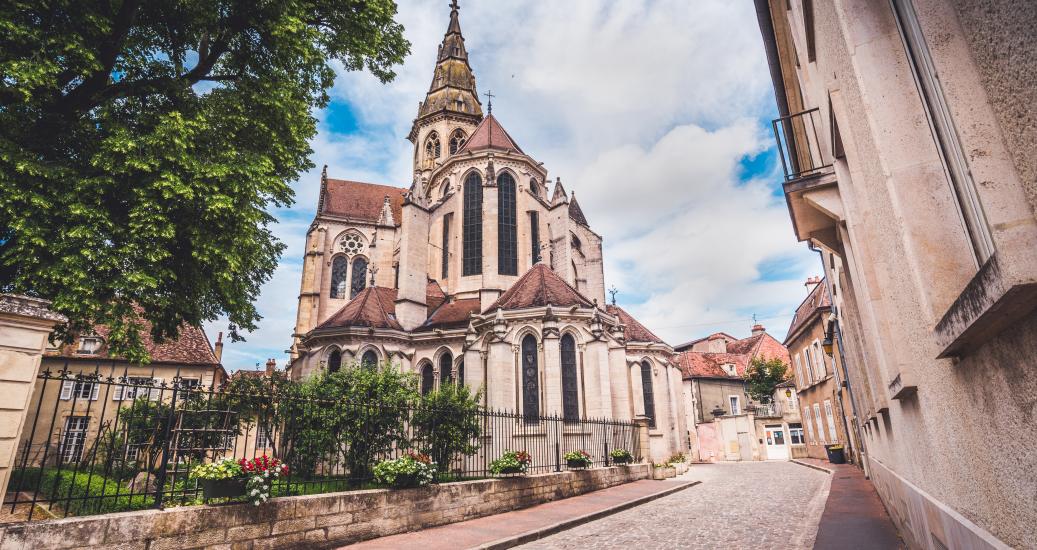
[822,335,834,356]
[785,388,793,399]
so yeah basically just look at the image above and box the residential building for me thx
[18,322,225,468]
[286,3,688,461]
[784,277,857,463]
[675,325,794,461]
[757,1,1037,547]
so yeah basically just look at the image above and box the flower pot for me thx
[201,478,246,499]
[392,473,421,488]
[651,466,676,480]
[567,459,591,469]
[498,466,526,476]
[611,456,632,465]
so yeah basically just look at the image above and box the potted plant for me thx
[239,455,289,506]
[490,450,532,476]
[373,451,437,488]
[191,458,246,499]
[651,462,677,480]
[564,450,593,469]
[609,449,633,465]
[667,452,688,474]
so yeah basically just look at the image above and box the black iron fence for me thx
[3,366,641,521]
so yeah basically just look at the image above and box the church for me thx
[287,2,688,461]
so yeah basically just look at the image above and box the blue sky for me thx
[206,0,818,371]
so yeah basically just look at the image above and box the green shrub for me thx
[411,383,482,475]
[25,468,153,515]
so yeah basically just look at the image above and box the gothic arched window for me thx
[439,352,453,385]
[497,172,518,275]
[420,363,434,395]
[330,256,348,299]
[561,334,579,422]
[327,349,342,373]
[530,178,540,197]
[521,334,540,423]
[462,172,483,276]
[457,358,465,386]
[350,257,368,299]
[361,350,378,369]
[449,129,466,154]
[640,361,656,428]
[425,132,441,160]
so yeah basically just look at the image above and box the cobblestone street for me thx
[517,462,831,550]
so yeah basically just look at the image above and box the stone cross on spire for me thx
[484,89,494,114]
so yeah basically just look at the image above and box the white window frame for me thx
[824,399,839,443]
[789,424,805,445]
[728,395,741,415]
[813,403,826,444]
[113,376,156,401]
[59,416,90,463]
[60,380,99,401]
[804,412,816,444]
[76,337,101,355]
[255,425,273,450]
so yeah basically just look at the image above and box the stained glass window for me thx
[530,211,541,264]
[328,350,342,373]
[522,335,539,423]
[561,334,579,422]
[641,361,656,428]
[449,129,466,154]
[330,256,348,299]
[497,172,517,275]
[425,132,441,160]
[421,363,434,395]
[350,257,368,299]
[440,352,453,385]
[463,172,482,276]
[441,214,451,279]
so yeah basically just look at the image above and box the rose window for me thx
[340,233,365,255]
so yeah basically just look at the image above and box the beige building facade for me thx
[758,0,1037,547]
[287,3,687,462]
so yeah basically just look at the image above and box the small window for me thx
[640,361,656,428]
[439,352,453,386]
[529,211,541,264]
[60,416,90,463]
[361,350,378,369]
[530,178,540,197]
[255,426,273,450]
[441,214,452,279]
[420,363,434,395]
[115,377,155,401]
[327,349,342,373]
[425,132,441,160]
[77,337,101,355]
[729,395,741,415]
[60,379,99,401]
[449,129,466,154]
[789,423,805,445]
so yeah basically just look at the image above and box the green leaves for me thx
[743,356,790,404]
[0,0,410,360]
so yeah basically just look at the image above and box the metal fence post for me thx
[152,381,180,509]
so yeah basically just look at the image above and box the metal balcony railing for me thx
[771,107,833,182]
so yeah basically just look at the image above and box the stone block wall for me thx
[0,465,648,549]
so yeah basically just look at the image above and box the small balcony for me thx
[770,108,843,247]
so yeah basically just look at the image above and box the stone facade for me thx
[757,0,1037,547]
[286,4,687,461]
[0,465,648,550]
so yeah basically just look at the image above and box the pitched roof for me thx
[426,279,447,312]
[674,332,738,351]
[47,320,219,366]
[784,280,831,344]
[457,113,523,154]
[676,329,790,380]
[568,194,588,226]
[418,298,481,332]
[485,263,593,313]
[606,305,665,344]
[321,179,407,225]
[317,287,402,331]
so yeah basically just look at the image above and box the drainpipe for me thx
[809,242,871,478]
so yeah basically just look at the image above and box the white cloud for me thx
[209,0,818,368]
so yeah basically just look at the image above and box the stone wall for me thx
[0,465,648,550]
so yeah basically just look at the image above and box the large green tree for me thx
[743,356,790,404]
[0,0,409,361]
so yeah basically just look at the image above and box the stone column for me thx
[0,295,65,498]
[541,327,562,416]
[607,344,631,420]
[633,415,652,465]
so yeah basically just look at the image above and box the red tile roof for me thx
[426,279,447,312]
[418,298,481,331]
[322,179,406,224]
[674,332,738,351]
[317,286,403,331]
[784,280,831,344]
[485,264,593,313]
[606,305,665,344]
[47,320,219,366]
[457,114,523,154]
[676,330,790,380]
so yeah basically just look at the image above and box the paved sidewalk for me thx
[796,459,904,549]
[339,479,693,549]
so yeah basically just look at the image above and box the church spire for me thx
[410,0,482,139]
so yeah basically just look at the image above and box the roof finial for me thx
[608,286,618,306]
[450,0,459,11]
[481,89,493,113]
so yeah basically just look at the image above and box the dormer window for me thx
[77,337,101,355]
[723,363,737,376]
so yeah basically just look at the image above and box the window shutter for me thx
[149,378,163,401]
[112,381,124,401]
[90,383,100,400]
[60,380,73,401]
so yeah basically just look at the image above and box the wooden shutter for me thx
[149,378,163,401]
[59,380,73,400]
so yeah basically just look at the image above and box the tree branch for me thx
[58,0,143,112]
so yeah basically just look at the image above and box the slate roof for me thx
[322,179,406,224]
[568,195,588,226]
[317,287,403,331]
[606,305,665,344]
[784,280,831,344]
[47,319,219,366]
[457,113,523,154]
[485,264,593,313]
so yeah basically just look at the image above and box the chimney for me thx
[751,324,766,337]
[804,276,821,292]
[265,358,276,376]
[214,332,224,363]
[707,334,727,353]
